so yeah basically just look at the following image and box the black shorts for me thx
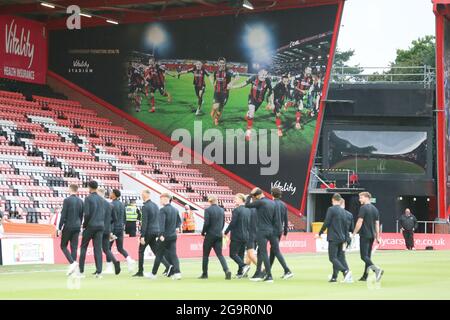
[150,84,166,95]
[195,86,205,97]
[213,91,229,106]
[248,97,264,110]
[246,237,257,250]
[274,100,283,114]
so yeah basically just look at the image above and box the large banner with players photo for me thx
[0,15,48,84]
[49,5,340,209]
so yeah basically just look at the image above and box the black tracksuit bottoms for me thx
[202,235,229,275]
[269,233,290,273]
[152,237,180,275]
[102,233,118,264]
[79,228,103,274]
[402,230,414,249]
[328,241,348,278]
[107,230,129,262]
[138,234,170,273]
[229,240,247,270]
[359,237,375,276]
[60,229,79,264]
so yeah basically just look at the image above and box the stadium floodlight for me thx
[246,25,269,49]
[242,0,254,10]
[40,2,55,8]
[244,24,273,66]
[106,19,119,25]
[147,24,166,46]
[80,12,92,18]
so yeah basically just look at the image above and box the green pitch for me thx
[123,74,316,154]
[332,159,425,174]
[1,250,450,299]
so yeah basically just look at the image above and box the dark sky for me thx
[51,4,337,64]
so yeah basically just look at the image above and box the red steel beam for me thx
[434,1,449,219]
[300,0,345,215]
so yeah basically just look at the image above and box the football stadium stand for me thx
[0,78,304,231]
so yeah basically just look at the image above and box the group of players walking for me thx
[319,191,384,283]
[58,180,383,283]
[127,57,323,141]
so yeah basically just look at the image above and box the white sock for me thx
[126,256,134,262]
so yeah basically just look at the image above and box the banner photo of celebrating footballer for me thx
[49,4,340,209]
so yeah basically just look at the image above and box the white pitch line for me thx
[0,269,67,275]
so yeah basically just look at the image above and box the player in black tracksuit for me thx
[269,188,293,279]
[318,193,352,283]
[108,190,134,269]
[133,190,170,277]
[151,193,182,279]
[352,192,384,282]
[178,61,211,115]
[245,188,279,283]
[58,184,83,269]
[78,181,105,277]
[228,68,272,141]
[199,195,231,280]
[270,74,291,137]
[224,194,251,278]
[98,188,121,275]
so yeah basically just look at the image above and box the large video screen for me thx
[326,129,428,175]
[49,5,339,208]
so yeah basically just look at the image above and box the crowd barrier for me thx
[1,232,450,265]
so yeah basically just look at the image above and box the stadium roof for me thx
[433,0,450,18]
[271,32,332,75]
[0,0,343,29]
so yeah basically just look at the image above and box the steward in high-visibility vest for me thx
[182,205,196,233]
[125,200,140,237]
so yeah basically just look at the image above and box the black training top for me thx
[102,198,115,235]
[159,204,182,240]
[245,196,276,234]
[358,203,380,239]
[111,199,126,231]
[202,204,225,238]
[141,200,160,237]
[224,205,250,242]
[273,199,289,236]
[319,205,348,242]
[59,194,83,231]
[399,214,418,231]
[83,192,105,230]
